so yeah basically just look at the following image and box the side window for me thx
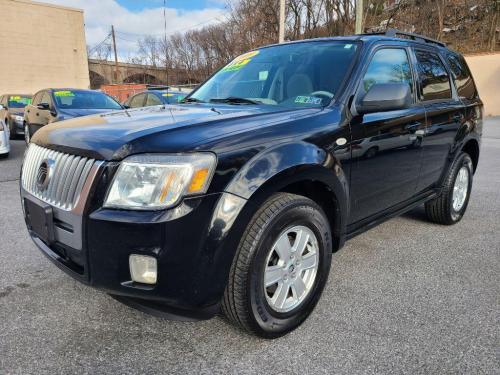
[32,92,42,105]
[414,50,452,101]
[145,94,162,106]
[129,94,145,108]
[362,48,413,94]
[447,54,477,100]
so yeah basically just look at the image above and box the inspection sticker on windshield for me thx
[54,90,75,97]
[295,96,322,105]
[222,50,259,72]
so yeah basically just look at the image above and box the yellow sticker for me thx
[10,96,21,101]
[54,90,75,97]
[162,93,174,97]
[222,50,260,72]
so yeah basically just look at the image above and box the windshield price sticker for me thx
[222,50,260,72]
[295,96,322,105]
[9,96,31,104]
[162,93,174,97]
[54,90,75,97]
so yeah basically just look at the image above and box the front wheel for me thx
[222,193,332,338]
[425,152,473,225]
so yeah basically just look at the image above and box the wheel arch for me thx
[238,163,349,253]
[461,138,480,172]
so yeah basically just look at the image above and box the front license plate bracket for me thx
[24,199,55,245]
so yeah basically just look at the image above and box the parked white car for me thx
[0,119,10,157]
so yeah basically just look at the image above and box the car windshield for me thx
[52,90,122,110]
[160,92,187,104]
[8,95,31,108]
[190,41,358,108]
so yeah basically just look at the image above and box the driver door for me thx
[348,46,426,224]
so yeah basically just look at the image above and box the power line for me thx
[88,33,111,54]
[113,15,225,39]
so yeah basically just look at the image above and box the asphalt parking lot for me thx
[1,119,499,374]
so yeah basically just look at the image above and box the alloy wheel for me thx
[264,225,319,313]
[452,166,469,211]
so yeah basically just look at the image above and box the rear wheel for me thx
[425,152,473,225]
[222,193,332,338]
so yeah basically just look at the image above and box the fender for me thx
[224,141,350,240]
[437,119,481,190]
[224,141,340,197]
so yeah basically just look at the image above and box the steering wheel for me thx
[310,91,334,99]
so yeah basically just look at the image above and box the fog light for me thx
[129,255,157,284]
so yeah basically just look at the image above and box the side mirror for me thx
[37,102,50,110]
[122,104,130,109]
[357,83,412,114]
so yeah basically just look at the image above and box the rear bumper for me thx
[10,116,25,132]
[22,182,249,320]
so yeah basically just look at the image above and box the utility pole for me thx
[278,0,286,43]
[111,25,119,83]
[355,0,363,34]
[163,0,169,86]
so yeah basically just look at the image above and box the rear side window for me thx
[414,50,452,101]
[129,94,145,108]
[447,54,477,99]
[362,48,413,94]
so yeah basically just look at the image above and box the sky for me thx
[42,0,234,59]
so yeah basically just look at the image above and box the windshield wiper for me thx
[180,97,205,103]
[209,97,261,105]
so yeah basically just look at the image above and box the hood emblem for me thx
[36,158,55,191]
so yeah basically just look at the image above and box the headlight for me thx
[104,153,217,210]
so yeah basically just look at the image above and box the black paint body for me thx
[22,36,483,319]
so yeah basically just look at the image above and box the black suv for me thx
[20,30,482,338]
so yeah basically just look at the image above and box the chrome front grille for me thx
[21,144,98,211]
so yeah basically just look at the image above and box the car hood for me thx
[31,104,322,160]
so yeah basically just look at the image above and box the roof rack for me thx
[362,28,446,47]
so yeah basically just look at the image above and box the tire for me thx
[221,193,332,338]
[425,152,473,225]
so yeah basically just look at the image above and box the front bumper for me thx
[21,175,249,320]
